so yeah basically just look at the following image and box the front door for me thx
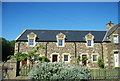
[82,55,87,66]
[22,59,27,66]
[52,55,58,62]
[114,52,119,67]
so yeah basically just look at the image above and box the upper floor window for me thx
[87,40,92,46]
[85,33,94,47]
[87,40,93,47]
[58,40,64,47]
[29,39,34,46]
[113,35,119,43]
[56,33,66,47]
[64,55,68,61]
[27,32,37,47]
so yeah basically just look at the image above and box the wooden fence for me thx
[90,69,120,79]
[19,65,32,76]
[19,66,120,80]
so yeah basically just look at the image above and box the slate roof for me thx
[16,30,107,42]
[103,23,120,42]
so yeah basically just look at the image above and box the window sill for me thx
[87,46,93,47]
[28,45,35,47]
[57,46,65,47]
[114,43,119,45]
[93,61,97,62]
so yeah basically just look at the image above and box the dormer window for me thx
[113,35,119,43]
[29,39,34,46]
[56,33,66,47]
[87,40,93,47]
[85,33,94,47]
[27,32,37,47]
[58,40,64,47]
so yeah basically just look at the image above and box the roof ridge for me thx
[26,29,106,32]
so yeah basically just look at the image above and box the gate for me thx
[19,65,32,76]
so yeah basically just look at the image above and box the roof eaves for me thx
[15,29,27,41]
[25,29,106,32]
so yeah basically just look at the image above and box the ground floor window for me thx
[93,55,97,62]
[64,55,68,61]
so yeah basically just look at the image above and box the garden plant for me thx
[28,62,90,80]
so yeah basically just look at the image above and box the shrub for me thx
[115,67,120,69]
[28,62,90,80]
[98,57,104,68]
[38,56,50,62]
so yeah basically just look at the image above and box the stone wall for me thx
[0,59,17,80]
[15,41,108,68]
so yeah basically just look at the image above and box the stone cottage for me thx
[15,21,120,68]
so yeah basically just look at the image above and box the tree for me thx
[0,37,15,61]
[8,45,46,66]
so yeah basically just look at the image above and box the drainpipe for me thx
[100,43,104,59]
[74,42,77,58]
[45,42,49,57]
[18,42,20,53]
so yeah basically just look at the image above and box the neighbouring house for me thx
[15,21,120,68]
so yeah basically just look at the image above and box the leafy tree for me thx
[7,52,27,62]
[8,45,47,66]
[38,56,50,62]
[0,37,15,61]
[98,57,104,68]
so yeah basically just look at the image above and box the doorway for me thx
[82,55,87,66]
[114,52,119,67]
[52,55,58,62]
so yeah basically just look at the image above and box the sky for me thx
[2,2,119,41]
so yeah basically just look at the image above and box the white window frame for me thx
[92,55,98,62]
[113,34,119,44]
[91,54,99,62]
[87,40,94,47]
[28,39,35,47]
[62,53,70,62]
[64,55,68,62]
[57,39,65,47]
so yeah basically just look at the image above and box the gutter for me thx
[74,42,77,58]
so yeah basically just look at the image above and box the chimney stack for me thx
[106,21,114,31]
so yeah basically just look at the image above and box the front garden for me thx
[6,45,120,80]
[18,62,120,80]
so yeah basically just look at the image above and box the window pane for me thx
[58,40,63,46]
[88,40,91,46]
[64,55,68,61]
[114,35,118,43]
[93,55,97,61]
[29,39,34,46]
